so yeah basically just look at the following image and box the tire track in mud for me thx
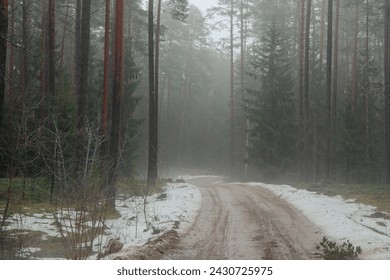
[164,180,322,260]
[239,187,307,259]
[195,187,228,258]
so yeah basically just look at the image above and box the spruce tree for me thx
[246,22,296,180]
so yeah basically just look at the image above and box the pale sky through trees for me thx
[189,0,218,13]
[189,0,228,42]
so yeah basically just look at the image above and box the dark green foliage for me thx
[245,23,296,180]
[332,48,384,183]
[0,178,52,206]
[317,237,362,260]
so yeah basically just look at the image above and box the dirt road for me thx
[164,177,323,260]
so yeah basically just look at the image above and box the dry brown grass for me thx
[299,183,390,213]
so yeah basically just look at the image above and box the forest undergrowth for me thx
[0,177,167,259]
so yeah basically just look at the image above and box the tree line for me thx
[0,0,144,211]
[0,0,214,212]
[234,0,390,184]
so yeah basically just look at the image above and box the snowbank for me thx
[100,183,201,255]
[246,182,390,259]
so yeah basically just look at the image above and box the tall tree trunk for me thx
[77,0,91,127]
[229,0,235,174]
[7,0,14,117]
[59,0,71,89]
[364,0,370,170]
[298,0,305,177]
[311,0,318,182]
[47,0,55,98]
[155,0,161,118]
[77,0,91,132]
[332,0,339,126]
[147,0,158,187]
[351,0,359,112]
[155,0,162,167]
[331,0,339,181]
[102,0,110,140]
[325,0,333,182]
[344,27,350,94]
[15,0,28,198]
[240,0,248,180]
[319,0,325,72]
[40,0,47,120]
[74,0,81,96]
[0,0,7,136]
[76,0,91,184]
[20,0,29,199]
[20,0,29,98]
[346,0,359,183]
[109,0,124,207]
[384,0,390,183]
[304,0,311,179]
[240,0,245,103]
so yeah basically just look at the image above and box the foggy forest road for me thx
[164,177,323,260]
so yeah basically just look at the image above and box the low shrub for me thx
[317,237,362,260]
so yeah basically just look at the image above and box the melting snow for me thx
[245,182,390,259]
[98,183,201,257]
[3,183,201,260]
[4,176,390,259]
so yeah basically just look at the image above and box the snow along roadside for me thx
[245,182,390,259]
[98,182,201,259]
[3,183,202,260]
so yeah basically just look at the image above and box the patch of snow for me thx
[4,213,60,238]
[17,247,42,259]
[3,183,201,260]
[245,182,390,259]
[94,183,201,258]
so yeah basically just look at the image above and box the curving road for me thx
[164,177,323,260]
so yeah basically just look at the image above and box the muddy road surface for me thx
[164,177,323,260]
